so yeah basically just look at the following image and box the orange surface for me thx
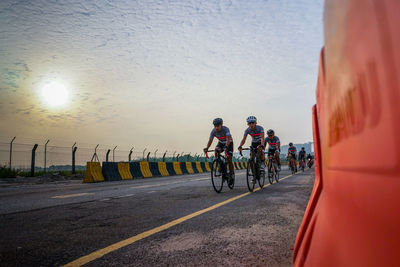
[293,0,400,266]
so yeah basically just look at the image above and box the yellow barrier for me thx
[139,161,153,178]
[195,162,203,173]
[84,162,104,183]
[186,162,195,174]
[157,162,169,177]
[173,162,183,175]
[117,162,133,180]
[234,162,239,169]
[204,162,211,172]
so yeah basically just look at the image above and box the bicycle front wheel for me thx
[227,172,235,189]
[259,168,266,188]
[246,160,255,192]
[211,159,224,193]
[268,163,274,185]
[275,164,280,183]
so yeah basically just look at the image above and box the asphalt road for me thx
[0,167,314,266]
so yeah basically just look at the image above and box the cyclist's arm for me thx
[260,133,265,148]
[204,138,213,151]
[239,135,247,148]
[226,135,231,147]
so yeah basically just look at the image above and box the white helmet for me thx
[246,116,257,123]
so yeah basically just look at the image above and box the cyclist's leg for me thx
[274,150,281,170]
[226,142,234,174]
[254,142,265,170]
[214,143,222,158]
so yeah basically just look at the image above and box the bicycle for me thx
[206,149,235,193]
[307,158,314,168]
[288,154,297,174]
[266,151,279,184]
[240,147,265,192]
[299,158,305,172]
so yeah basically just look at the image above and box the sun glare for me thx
[40,81,69,107]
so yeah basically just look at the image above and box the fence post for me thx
[113,146,117,162]
[154,149,158,161]
[142,148,147,161]
[9,136,16,169]
[162,150,167,162]
[106,149,111,162]
[91,144,99,162]
[146,152,150,162]
[44,140,50,173]
[72,143,77,174]
[31,144,38,177]
[129,147,134,162]
[176,154,180,162]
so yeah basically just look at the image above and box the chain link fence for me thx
[0,139,247,177]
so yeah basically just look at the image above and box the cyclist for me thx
[287,142,297,172]
[298,147,306,169]
[307,153,314,167]
[238,116,265,171]
[203,118,234,178]
[265,129,281,171]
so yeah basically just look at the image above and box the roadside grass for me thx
[0,166,18,178]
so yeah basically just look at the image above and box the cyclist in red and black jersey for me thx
[238,116,266,170]
[204,118,234,177]
[287,142,297,172]
[265,129,281,171]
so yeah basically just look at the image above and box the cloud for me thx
[0,0,323,151]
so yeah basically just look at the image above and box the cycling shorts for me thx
[216,142,233,156]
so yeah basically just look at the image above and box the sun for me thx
[40,81,69,107]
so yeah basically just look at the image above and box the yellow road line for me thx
[64,173,294,267]
[52,193,94,199]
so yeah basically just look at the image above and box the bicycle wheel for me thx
[227,172,235,189]
[291,163,295,175]
[246,160,256,192]
[211,159,224,193]
[258,166,265,188]
[274,163,280,183]
[268,162,274,185]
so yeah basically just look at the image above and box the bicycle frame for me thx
[206,150,228,177]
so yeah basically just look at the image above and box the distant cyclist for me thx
[203,118,234,178]
[287,143,297,172]
[307,153,314,168]
[265,129,281,171]
[298,147,306,168]
[238,116,265,171]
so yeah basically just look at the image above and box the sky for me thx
[0,0,323,154]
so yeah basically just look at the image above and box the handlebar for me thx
[205,149,228,159]
[239,147,250,156]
